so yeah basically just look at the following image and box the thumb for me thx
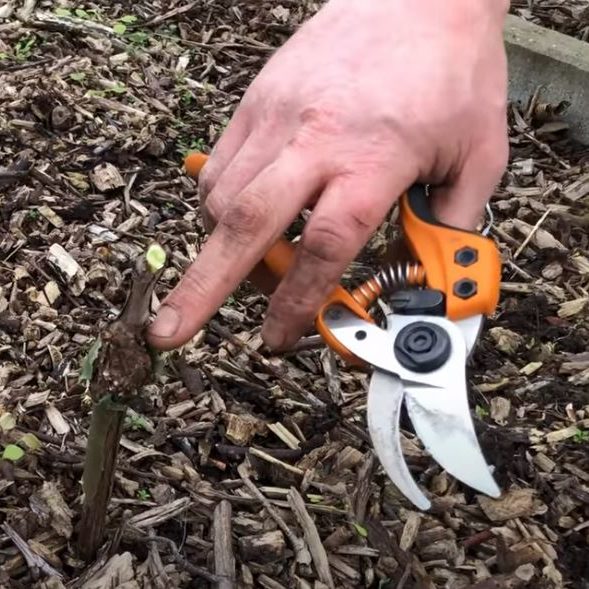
[429,140,508,231]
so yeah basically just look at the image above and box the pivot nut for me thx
[394,321,451,373]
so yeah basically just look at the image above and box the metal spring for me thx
[351,261,426,309]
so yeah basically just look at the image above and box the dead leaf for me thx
[489,327,524,354]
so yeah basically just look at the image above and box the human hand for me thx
[147,0,510,352]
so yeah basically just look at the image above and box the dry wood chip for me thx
[2,521,63,579]
[563,463,589,482]
[89,162,125,192]
[568,368,589,385]
[30,482,74,539]
[238,530,286,564]
[533,453,556,473]
[541,260,562,280]
[165,399,195,418]
[334,446,364,471]
[43,281,61,305]
[399,511,421,551]
[47,244,86,296]
[38,205,64,228]
[490,397,511,425]
[257,576,287,589]
[126,497,191,529]
[511,218,566,250]
[327,554,362,581]
[214,500,235,589]
[563,172,589,201]
[267,422,300,449]
[558,297,588,318]
[45,404,70,435]
[24,390,50,408]
[520,361,542,376]
[81,552,135,589]
[478,488,541,522]
[287,487,335,589]
[571,252,589,274]
[223,412,267,446]
[546,424,587,443]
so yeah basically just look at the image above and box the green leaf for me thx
[145,243,166,273]
[3,444,25,462]
[19,433,41,451]
[109,82,126,94]
[0,413,16,432]
[79,337,102,383]
[120,15,137,23]
[113,22,127,35]
[129,31,149,46]
[69,72,86,82]
[54,7,71,16]
[352,522,368,538]
[75,8,90,18]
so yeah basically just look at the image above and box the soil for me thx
[1,2,589,589]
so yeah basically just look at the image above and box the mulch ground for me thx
[511,0,589,40]
[1,2,588,588]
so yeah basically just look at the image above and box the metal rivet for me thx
[453,279,477,299]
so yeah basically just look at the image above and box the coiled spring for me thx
[351,261,426,310]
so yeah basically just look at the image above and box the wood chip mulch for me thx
[1,2,588,588]
[511,0,589,41]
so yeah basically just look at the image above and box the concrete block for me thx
[504,14,589,143]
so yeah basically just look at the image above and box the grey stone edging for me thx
[505,14,589,143]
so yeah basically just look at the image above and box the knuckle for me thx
[201,192,223,225]
[198,165,216,199]
[218,192,273,245]
[173,265,213,309]
[269,290,317,325]
[301,219,350,265]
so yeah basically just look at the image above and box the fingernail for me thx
[261,322,285,350]
[149,305,180,338]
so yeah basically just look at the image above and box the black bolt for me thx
[454,279,477,299]
[455,247,478,267]
[394,321,451,373]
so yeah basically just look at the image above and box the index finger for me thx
[146,146,325,350]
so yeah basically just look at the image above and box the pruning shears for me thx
[184,152,503,510]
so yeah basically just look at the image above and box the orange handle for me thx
[399,186,501,320]
[183,152,371,365]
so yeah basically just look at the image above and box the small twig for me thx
[147,529,172,589]
[148,534,220,583]
[143,1,199,26]
[513,208,552,259]
[1,522,63,580]
[249,447,305,476]
[237,462,312,566]
[523,132,571,170]
[209,320,326,409]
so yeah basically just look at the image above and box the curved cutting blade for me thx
[367,370,431,510]
[404,383,500,498]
